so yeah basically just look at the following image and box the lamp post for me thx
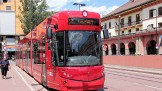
[117,15,121,55]
[153,9,158,54]
[73,3,86,11]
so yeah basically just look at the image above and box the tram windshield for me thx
[52,31,102,66]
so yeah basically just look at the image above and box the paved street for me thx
[105,66,162,91]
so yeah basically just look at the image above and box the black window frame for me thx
[121,18,124,28]
[128,16,132,26]
[149,9,154,18]
[109,22,111,29]
[158,7,162,16]
[136,14,140,24]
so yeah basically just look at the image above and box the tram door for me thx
[42,38,47,86]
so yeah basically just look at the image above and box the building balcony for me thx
[115,20,143,30]
[110,27,162,38]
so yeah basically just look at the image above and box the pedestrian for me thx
[0,57,10,79]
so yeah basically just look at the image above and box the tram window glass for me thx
[42,38,46,63]
[33,42,41,64]
[52,32,64,66]
[65,31,102,66]
[20,51,22,59]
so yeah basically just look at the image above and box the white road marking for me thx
[134,82,162,91]
[13,66,35,91]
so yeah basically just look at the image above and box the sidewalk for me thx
[104,64,162,75]
[0,60,48,91]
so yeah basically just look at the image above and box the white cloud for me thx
[46,0,118,17]
[46,0,69,11]
[73,0,84,3]
[81,5,118,17]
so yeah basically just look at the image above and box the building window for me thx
[128,16,131,26]
[6,36,16,45]
[121,18,124,28]
[136,28,139,32]
[122,31,124,35]
[0,37,3,42]
[6,6,11,10]
[158,7,162,16]
[136,14,140,24]
[149,9,154,18]
[159,23,162,28]
[109,22,111,29]
[128,29,131,34]
[109,33,111,37]
[104,23,107,29]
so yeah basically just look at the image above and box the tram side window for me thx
[42,38,46,64]
[52,32,64,66]
[20,51,22,59]
[56,32,64,64]
[33,42,41,64]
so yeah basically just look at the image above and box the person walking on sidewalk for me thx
[0,57,10,79]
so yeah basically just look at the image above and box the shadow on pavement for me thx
[6,77,13,79]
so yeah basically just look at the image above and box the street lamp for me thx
[73,3,86,11]
[152,9,158,53]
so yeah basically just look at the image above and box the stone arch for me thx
[111,43,116,55]
[120,43,125,55]
[146,40,157,55]
[128,42,136,55]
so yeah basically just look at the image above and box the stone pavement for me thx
[104,64,162,75]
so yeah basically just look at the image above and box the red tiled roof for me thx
[103,0,152,18]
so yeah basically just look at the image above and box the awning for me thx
[2,48,16,52]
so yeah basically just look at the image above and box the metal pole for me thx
[79,4,80,11]
[118,15,121,55]
[155,9,158,54]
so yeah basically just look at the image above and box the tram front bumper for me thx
[61,76,105,91]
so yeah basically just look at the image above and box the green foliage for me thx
[18,0,53,35]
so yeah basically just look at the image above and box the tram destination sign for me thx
[68,18,99,26]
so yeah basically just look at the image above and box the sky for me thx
[46,0,129,17]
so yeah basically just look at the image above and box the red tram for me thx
[15,10,105,91]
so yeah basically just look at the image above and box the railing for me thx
[109,27,162,38]
[116,20,142,29]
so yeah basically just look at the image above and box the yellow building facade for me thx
[0,0,24,59]
[0,0,23,35]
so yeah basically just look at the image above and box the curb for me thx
[104,65,162,75]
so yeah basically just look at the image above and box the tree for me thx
[18,0,53,35]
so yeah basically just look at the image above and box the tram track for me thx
[105,68,162,91]
[104,68,162,90]
[104,68,162,83]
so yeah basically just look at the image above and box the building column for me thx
[158,36,162,54]
[124,43,129,55]
[103,51,105,56]
[109,49,112,55]
[136,37,144,55]
[135,37,139,55]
